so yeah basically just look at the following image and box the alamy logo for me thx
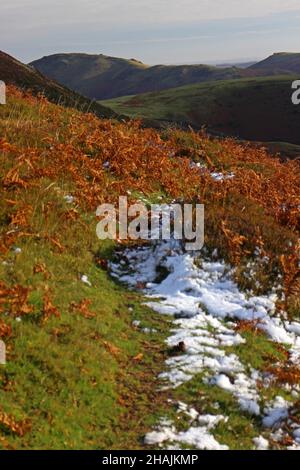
[0,81,6,105]
[291,80,300,105]
[0,340,6,365]
[96,197,204,251]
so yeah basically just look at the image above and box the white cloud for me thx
[1,1,300,63]
[1,0,300,28]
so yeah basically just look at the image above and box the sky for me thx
[1,1,300,64]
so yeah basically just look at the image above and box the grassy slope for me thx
[0,50,115,119]
[0,88,172,449]
[0,87,299,449]
[101,76,300,156]
[0,241,170,449]
[30,53,244,100]
[173,330,295,450]
[249,52,300,75]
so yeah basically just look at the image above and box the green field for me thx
[102,76,300,156]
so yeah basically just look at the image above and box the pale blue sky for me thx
[1,1,300,64]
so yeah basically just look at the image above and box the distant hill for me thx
[249,52,300,75]
[30,52,300,102]
[0,50,115,118]
[30,53,245,100]
[216,61,258,69]
[101,76,300,156]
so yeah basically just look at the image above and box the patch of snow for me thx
[81,275,92,287]
[287,443,300,450]
[212,374,234,391]
[210,172,235,182]
[142,327,157,334]
[111,237,300,449]
[253,436,269,450]
[293,428,300,443]
[189,162,235,182]
[211,371,261,416]
[263,396,290,428]
[286,322,300,336]
[64,195,74,204]
[144,405,228,450]
[112,240,300,360]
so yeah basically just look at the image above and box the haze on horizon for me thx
[1,0,300,65]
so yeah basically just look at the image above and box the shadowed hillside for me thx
[249,52,300,75]
[0,50,115,118]
[102,76,300,156]
[30,53,245,100]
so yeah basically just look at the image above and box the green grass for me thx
[175,375,260,450]
[101,76,300,154]
[0,212,171,449]
[0,137,171,449]
[227,331,288,372]
[1,85,299,450]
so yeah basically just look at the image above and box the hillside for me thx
[250,52,300,75]
[0,51,115,119]
[0,86,300,450]
[30,52,300,103]
[102,76,300,154]
[30,53,244,100]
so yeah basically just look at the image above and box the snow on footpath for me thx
[144,406,229,450]
[110,240,300,450]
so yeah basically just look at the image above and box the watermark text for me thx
[96,197,204,251]
[0,81,6,105]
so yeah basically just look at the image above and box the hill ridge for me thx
[0,50,115,119]
[101,75,300,158]
[30,52,244,100]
